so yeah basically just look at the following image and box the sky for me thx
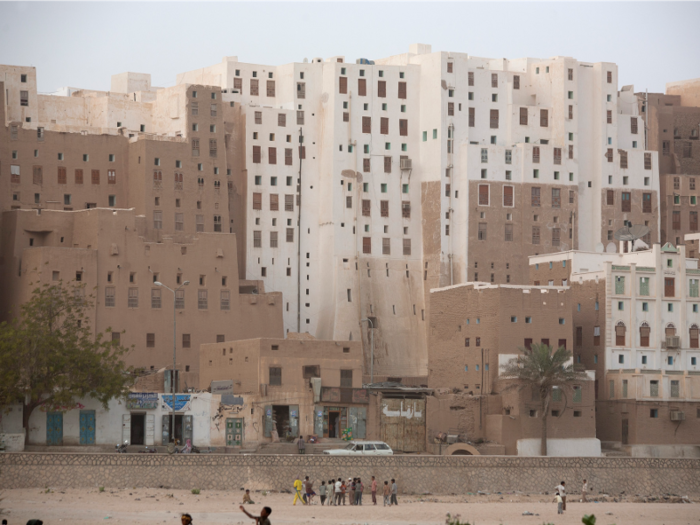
[0,2,699,94]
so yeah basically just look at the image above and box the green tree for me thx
[500,342,588,456]
[0,282,134,444]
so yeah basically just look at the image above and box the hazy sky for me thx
[1,2,698,94]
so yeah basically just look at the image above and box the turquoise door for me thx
[79,410,96,445]
[46,412,63,445]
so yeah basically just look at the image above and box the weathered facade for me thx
[427,282,598,456]
[530,243,700,456]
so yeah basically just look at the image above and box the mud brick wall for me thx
[1,454,699,495]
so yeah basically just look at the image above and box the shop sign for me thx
[126,393,158,410]
[162,394,191,412]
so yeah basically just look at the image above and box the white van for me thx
[323,441,394,456]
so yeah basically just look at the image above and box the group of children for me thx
[290,476,399,506]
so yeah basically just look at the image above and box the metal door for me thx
[313,406,324,436]
[122,414,131,445]
[226,418,244,446]
[288,405,299,437]
[621,419,629,445]
[46,412,63,445]
[79,410,96,445]
[161,415,170,445]
[145,414,155,446]
[263,405,273,437]
[380,398,426,452]
[183,415,193,443]
[348,407,367,439]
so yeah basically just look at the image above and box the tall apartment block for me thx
[1,44,660,382]
[176,44,659,377]
[637,79,700,252]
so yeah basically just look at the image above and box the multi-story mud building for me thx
[1,44,660,382]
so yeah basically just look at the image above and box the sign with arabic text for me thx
[126,393,158,410]
[161,394,191,412]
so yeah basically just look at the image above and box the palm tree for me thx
[500,342,588,456]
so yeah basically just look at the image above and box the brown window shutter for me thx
[643,193,652,213]
[491,73,498,88]
[380,200,389,217]
[339,76,347,94]
[540,109,548,127]
[268,147,277,165]
[552,188,561,208]
[403,238,411,255]
[503,186,513,207]
[448,102,454,116]
[607,190,614,206]
[297,82,306,99]
[285,148,293,165]
[568,68,573,81]
[362,199,371,216]
[343,112,349,122]
[253,192,262,210]
[253,145,261,163]
[607,110,612,124]
[520,107,528,125]
[362,116,371,134]
[468,72,474,86]
[270,194,279,211]
[468,107,475,127]
[384,156,392,173]
[91,169,100,185]
[554,148,562,165]
[363,158,370,172]
[57,167,67,184]
[267,80,275,97]
[233,78,243,93]
[607,71,612,83]
[278,113,286,127]
[513,75,520,89]
[644,153,652,170]
[378,80,386,98]
[478,184,489,205]
[631,117,638,134]
[380,117,389,135]
[398,81,407,99]
[620,151,628,169]
[569,145,574,159]
[358,79,366,96]
[490,109,499,129]
[532,146,540,163]
[532,226,540,245]
[363,237,371,254]
[297,110,304,125]
[568,105,573,119]
[75,169,83,184]
[402,201,411,218]
[285,194,294,211]
[250,79,259,96]
[399,119,408,136]
[346,196,352,209]
[447,62,453,73]
[255,111,263,124]
[531,187,541,207]
[621,192,631,212]
[606,148,613,163]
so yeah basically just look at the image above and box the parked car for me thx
[323,441,394,456]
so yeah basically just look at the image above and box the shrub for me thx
[191,488,201,495]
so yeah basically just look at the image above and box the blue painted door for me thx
[79,410,96,445]
[46,412,63,445]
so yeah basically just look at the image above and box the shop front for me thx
[314,387,369,439]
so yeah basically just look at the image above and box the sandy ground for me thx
[1,488,698,525]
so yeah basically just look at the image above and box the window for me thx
[531,226,540,245]
[469,107,475,127]
[640,323,650,347]
[490,109,499,129]
[615,322,626,346]
[621,192,631,212]
[513,75,520,89]
[502,185,513,207]
[478,184,489,206]
[105,287,116,307]
[615,276,625,295]
[519,107,528,126]
[540,109,548,127]
[644,152,652,170]
[150,288,162,309]
[665,277,675,297]
[362,237,371,254]
[128,288,139,308]
[531,187,541,207]
[650,380,659,398]
[478,223,487,241]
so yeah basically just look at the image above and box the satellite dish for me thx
[606,242,617,253]
[595,242,605,253]
[614,224,650,242]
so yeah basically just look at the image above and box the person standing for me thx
[356,478,364,505]
[334,478,342,505]
[340,479,347,505]
[319,481,327,506]
[348,478,355,505]
[371,476,378,505]
[305,476,315,505]
[328,480,336,505]
[382,481,391,506]
[581,479,588,502]
[298,435,306,455]
[301,476,307,504]
[390,479,398,506]
[554,492,563,514]
[293,477,306,506]
[555,481,566,511]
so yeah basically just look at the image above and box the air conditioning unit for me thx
[400,158,412,170]
[666,336,680,348]
[670,410,685,421]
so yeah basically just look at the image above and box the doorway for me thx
[131,413,146,445]
[621,419,629,445]
[272,405,290,438]
[161,414,193,445]
[79,410,96,445]
[46,412,63,446]
[328,411,340,438]
[226,418,244,446]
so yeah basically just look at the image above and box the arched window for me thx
[665,323,676,337]
[615,321,626,346]
[639,322,650,347]
[690,324,699,349]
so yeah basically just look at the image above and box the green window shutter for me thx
[690,279,699,298]
[615,276,625,295]
[639,277,649,296]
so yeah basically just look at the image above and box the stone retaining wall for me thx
[1,454,699,495]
